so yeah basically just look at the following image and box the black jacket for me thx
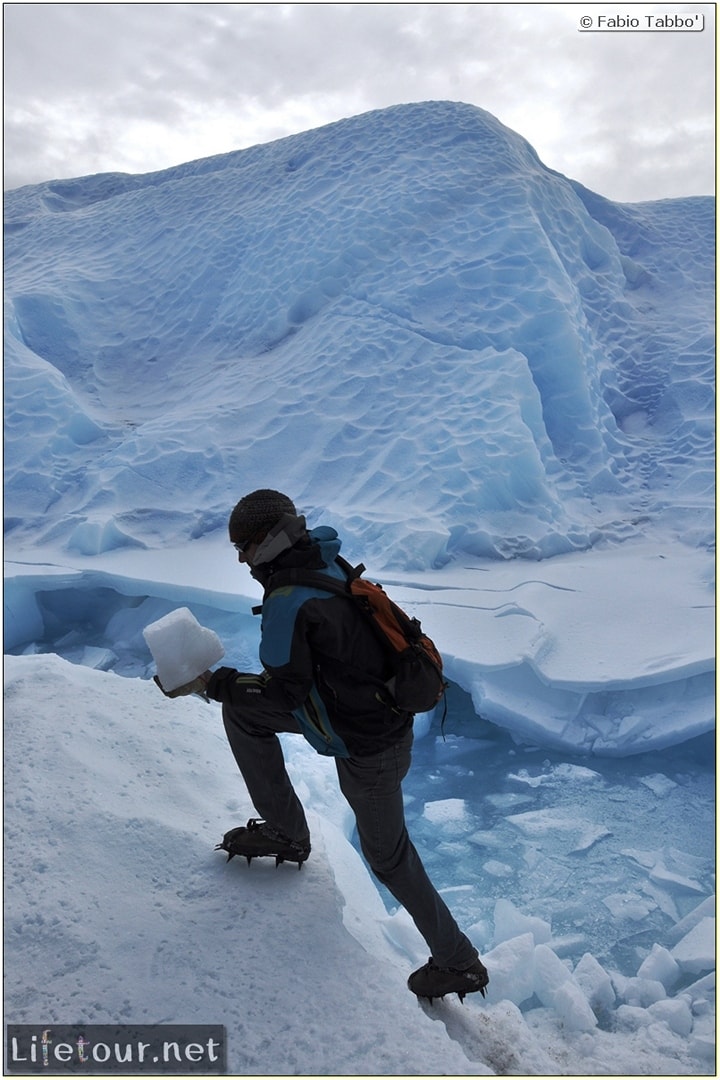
[207,525,413,757]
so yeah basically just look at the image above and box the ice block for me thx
[143,607,225,692]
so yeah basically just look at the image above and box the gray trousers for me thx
[222,697,478,970]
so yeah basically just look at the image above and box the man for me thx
[159,489,488,1003]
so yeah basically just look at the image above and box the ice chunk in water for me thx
[637,943,680,990]
[482,933,536,1007]
[423,798,468,825]
[573,952,616,1013]
[671,917,716,976]
[143,607,225,691]
[493,898,552,946]
[647,998,693,1037]
[533,944,597,1033]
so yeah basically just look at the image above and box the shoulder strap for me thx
[252,558,366,614]
[334,555,366,582]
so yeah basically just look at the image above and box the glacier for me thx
[4,101,714,563]
[3,101,715,1074]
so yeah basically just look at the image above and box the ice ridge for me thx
[4,101,715,568]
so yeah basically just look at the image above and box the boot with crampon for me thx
[215,818,311,869]
[408,956,489,1003]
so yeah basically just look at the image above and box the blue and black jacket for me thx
[207,525,413,758]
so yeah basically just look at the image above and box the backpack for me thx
[260,555,447,715]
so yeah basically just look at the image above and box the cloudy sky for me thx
[4,2,716,201]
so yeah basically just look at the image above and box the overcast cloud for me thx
[3,2,716,201]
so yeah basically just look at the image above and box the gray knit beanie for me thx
[228,489,297,544]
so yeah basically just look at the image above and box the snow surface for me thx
[4,102,714,565]
[4,654,715,1075]
[4,101,715,1073]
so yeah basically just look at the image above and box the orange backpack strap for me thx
[262,559,447,717]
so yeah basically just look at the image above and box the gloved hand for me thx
[153,671,212,701]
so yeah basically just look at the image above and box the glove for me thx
[154,671,212,701]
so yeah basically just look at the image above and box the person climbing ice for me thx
[155,488,489,1003]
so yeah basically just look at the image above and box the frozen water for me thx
[423,797,468,825]
[142,607,225,691]
[3,102,715,1073]
[505,808,612,854]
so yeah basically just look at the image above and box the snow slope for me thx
[3,101,715,1073]
[4,654,715,1075]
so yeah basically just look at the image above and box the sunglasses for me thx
[232,532,264,554]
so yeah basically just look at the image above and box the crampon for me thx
[215,818,311,869]
[408,956,489,1004]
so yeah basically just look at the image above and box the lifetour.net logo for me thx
[5,1026,226,1075]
